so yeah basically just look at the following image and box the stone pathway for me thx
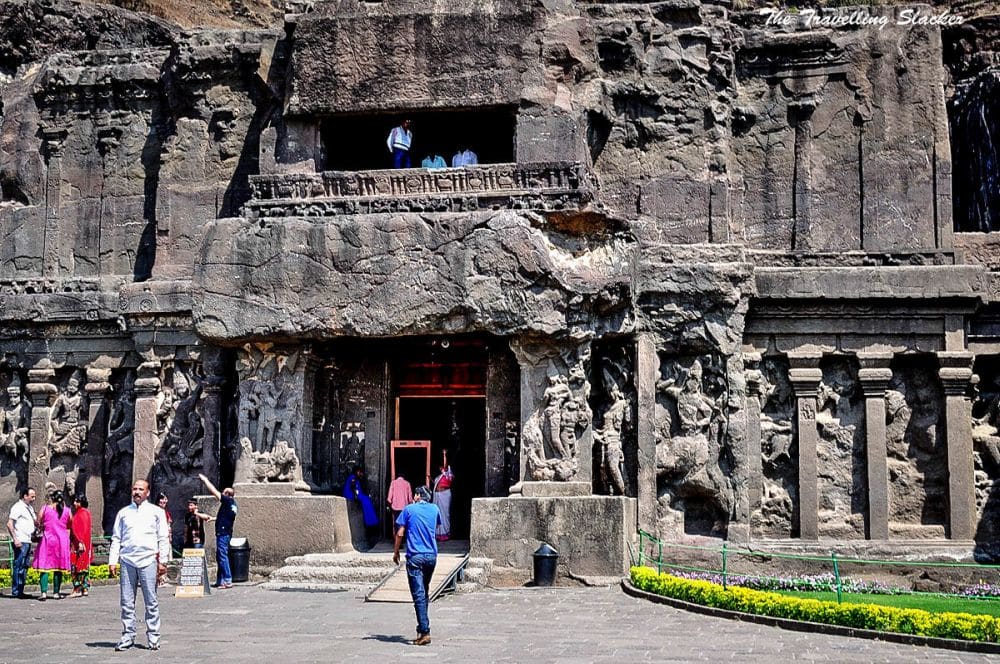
[0,583,994,663]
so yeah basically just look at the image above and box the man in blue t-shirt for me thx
[199,474,238,588]
[393,485,441,646]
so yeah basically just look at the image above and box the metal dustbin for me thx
[228,537,251,583]
[533,543,558,587]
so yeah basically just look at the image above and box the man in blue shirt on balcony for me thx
[387,119,413,169]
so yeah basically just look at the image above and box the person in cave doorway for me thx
[431,452,453,542]
[344,465,379,544]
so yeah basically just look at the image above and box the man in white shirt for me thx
[6,487,36,598]
[387,119,413,169]
[109,479,170,652]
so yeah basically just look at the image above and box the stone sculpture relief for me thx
[103,370,135,531]
[46,370,88,497]
[755,356,796,537]
[235,344,298,456]
[153,365,204,482]
[234,436,308,490]
[523,346,593,482]
[815,358,865,538]
[595,384,627,495]
[655,356,731,537]
[972,365,1000,559]
[886,362,946,529]
[0,374,30,462]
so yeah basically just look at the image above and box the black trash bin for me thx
[228,537,251,583]
[533,543,558,587]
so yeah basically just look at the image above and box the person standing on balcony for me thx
[451,147,478,167]
[387,119,413,169]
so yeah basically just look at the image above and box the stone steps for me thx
[263,551,494,595]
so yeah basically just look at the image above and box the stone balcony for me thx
[245,161,594,217]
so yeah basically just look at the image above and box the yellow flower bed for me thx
[631,566,1000,643]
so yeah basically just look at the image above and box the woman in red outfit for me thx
[69,494,92,598]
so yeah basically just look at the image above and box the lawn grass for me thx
[773,589,1000,617]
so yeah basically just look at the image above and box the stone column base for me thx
[197,492,356,569]
[470,495,637,576]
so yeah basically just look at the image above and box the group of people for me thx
[6,487,93,601]
[6,473,237,652]
[386,119,479,170]
[386,455,454,542]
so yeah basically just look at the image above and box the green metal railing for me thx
[634,529,1000,603]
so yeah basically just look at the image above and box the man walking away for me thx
[386,119,413,169]
[198,473,237,588]
[393,485,441,646]
[109,479,169,651]
[6,487,36,598]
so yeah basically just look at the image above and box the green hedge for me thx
[0,564,111,588]
[631,566,1000,643]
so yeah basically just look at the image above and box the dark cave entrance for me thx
[320,106,517,171]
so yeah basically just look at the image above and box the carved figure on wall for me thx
[525,360,592,482]
[595,384,627,495]
[154,366,204,482]
[0,374,30,461]
[258,382,285,453]
[339,423,365,481]
[106,371,136,465]
[542,375,573,458]
[972,373,1000,558]
[237,380,260,444]
[754,356,796,537]
[885,380,911,459]
[886,362,945,528]
[655,358,732,535]
[48,370,87,497]
[815,359,865,536]
[503,419,519,489]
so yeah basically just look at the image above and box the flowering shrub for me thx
[665,570,908,595]
[0,564,111,588]
[631,566,1000,643]
[959,582,1000,599]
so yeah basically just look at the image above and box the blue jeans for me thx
[12,542,31,596]
[392,148,411,169]
[405,553,437,635]
[216,534,232,585]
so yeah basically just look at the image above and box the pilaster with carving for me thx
[26,367,57,492]
[83,368,111,532]
[132,361,161,482]
[858,354,893,540]
[939,352,977,540]
[788,355,822,540]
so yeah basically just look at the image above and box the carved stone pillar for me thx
[744,353,764,520]
[132,361,161,483]
[26,367,57,492]
[509,337,593,494]
[857,354,893,540]
[201,349,228,485]
[788,354,822,540]
[41,126,68,278]
[939,352,977,541]
[300,353,319,486]
[635,334,658,532]
[83,368,112,534]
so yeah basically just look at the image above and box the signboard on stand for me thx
[175,548,212,598]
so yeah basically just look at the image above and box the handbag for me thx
[30,506,44,543]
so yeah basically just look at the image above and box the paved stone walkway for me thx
[0,583,995,663]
